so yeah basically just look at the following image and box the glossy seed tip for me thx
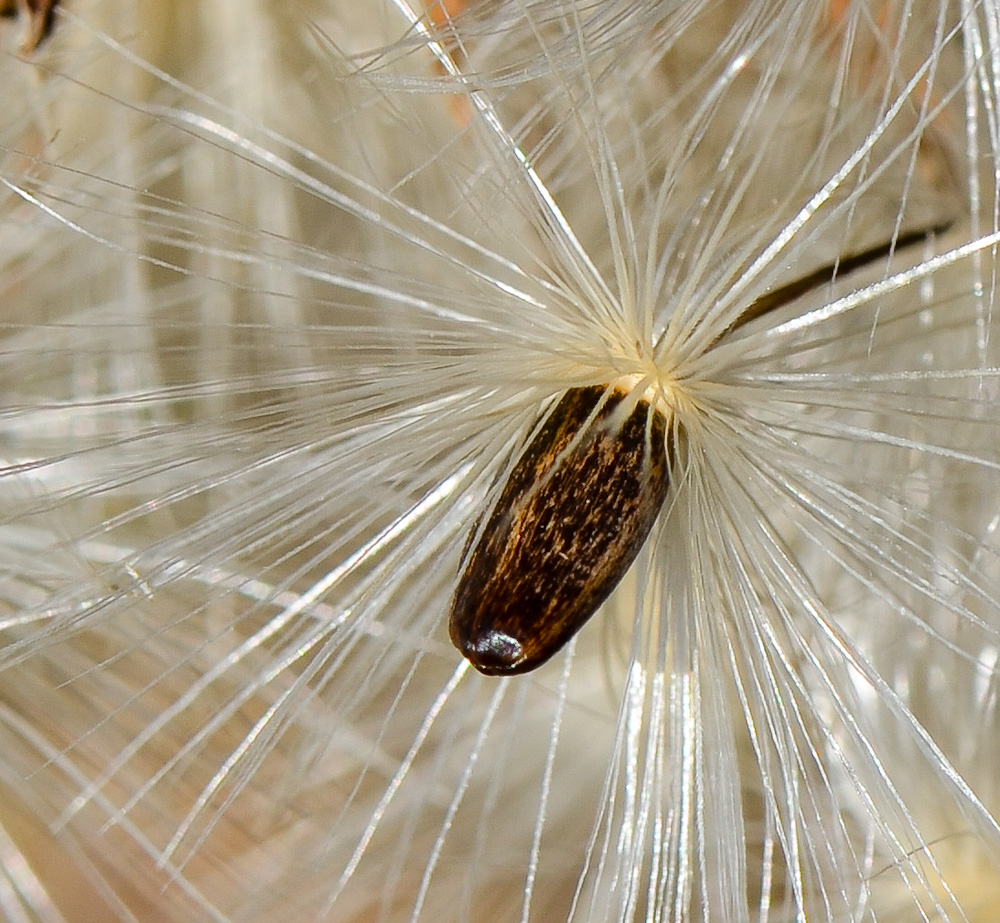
[450,384,672,676]
[451,627,525,676]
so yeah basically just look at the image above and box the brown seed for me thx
[450,385,671,675]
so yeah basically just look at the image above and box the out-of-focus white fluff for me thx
[2,1,1000,920]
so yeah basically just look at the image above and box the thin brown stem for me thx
[722,221,952,340]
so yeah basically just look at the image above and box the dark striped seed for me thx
[450,385,671,675]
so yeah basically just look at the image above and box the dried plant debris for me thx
[1,0,60,53]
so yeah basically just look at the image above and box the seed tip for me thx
[460,629,525,676]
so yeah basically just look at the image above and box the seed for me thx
[450,385,671,675]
